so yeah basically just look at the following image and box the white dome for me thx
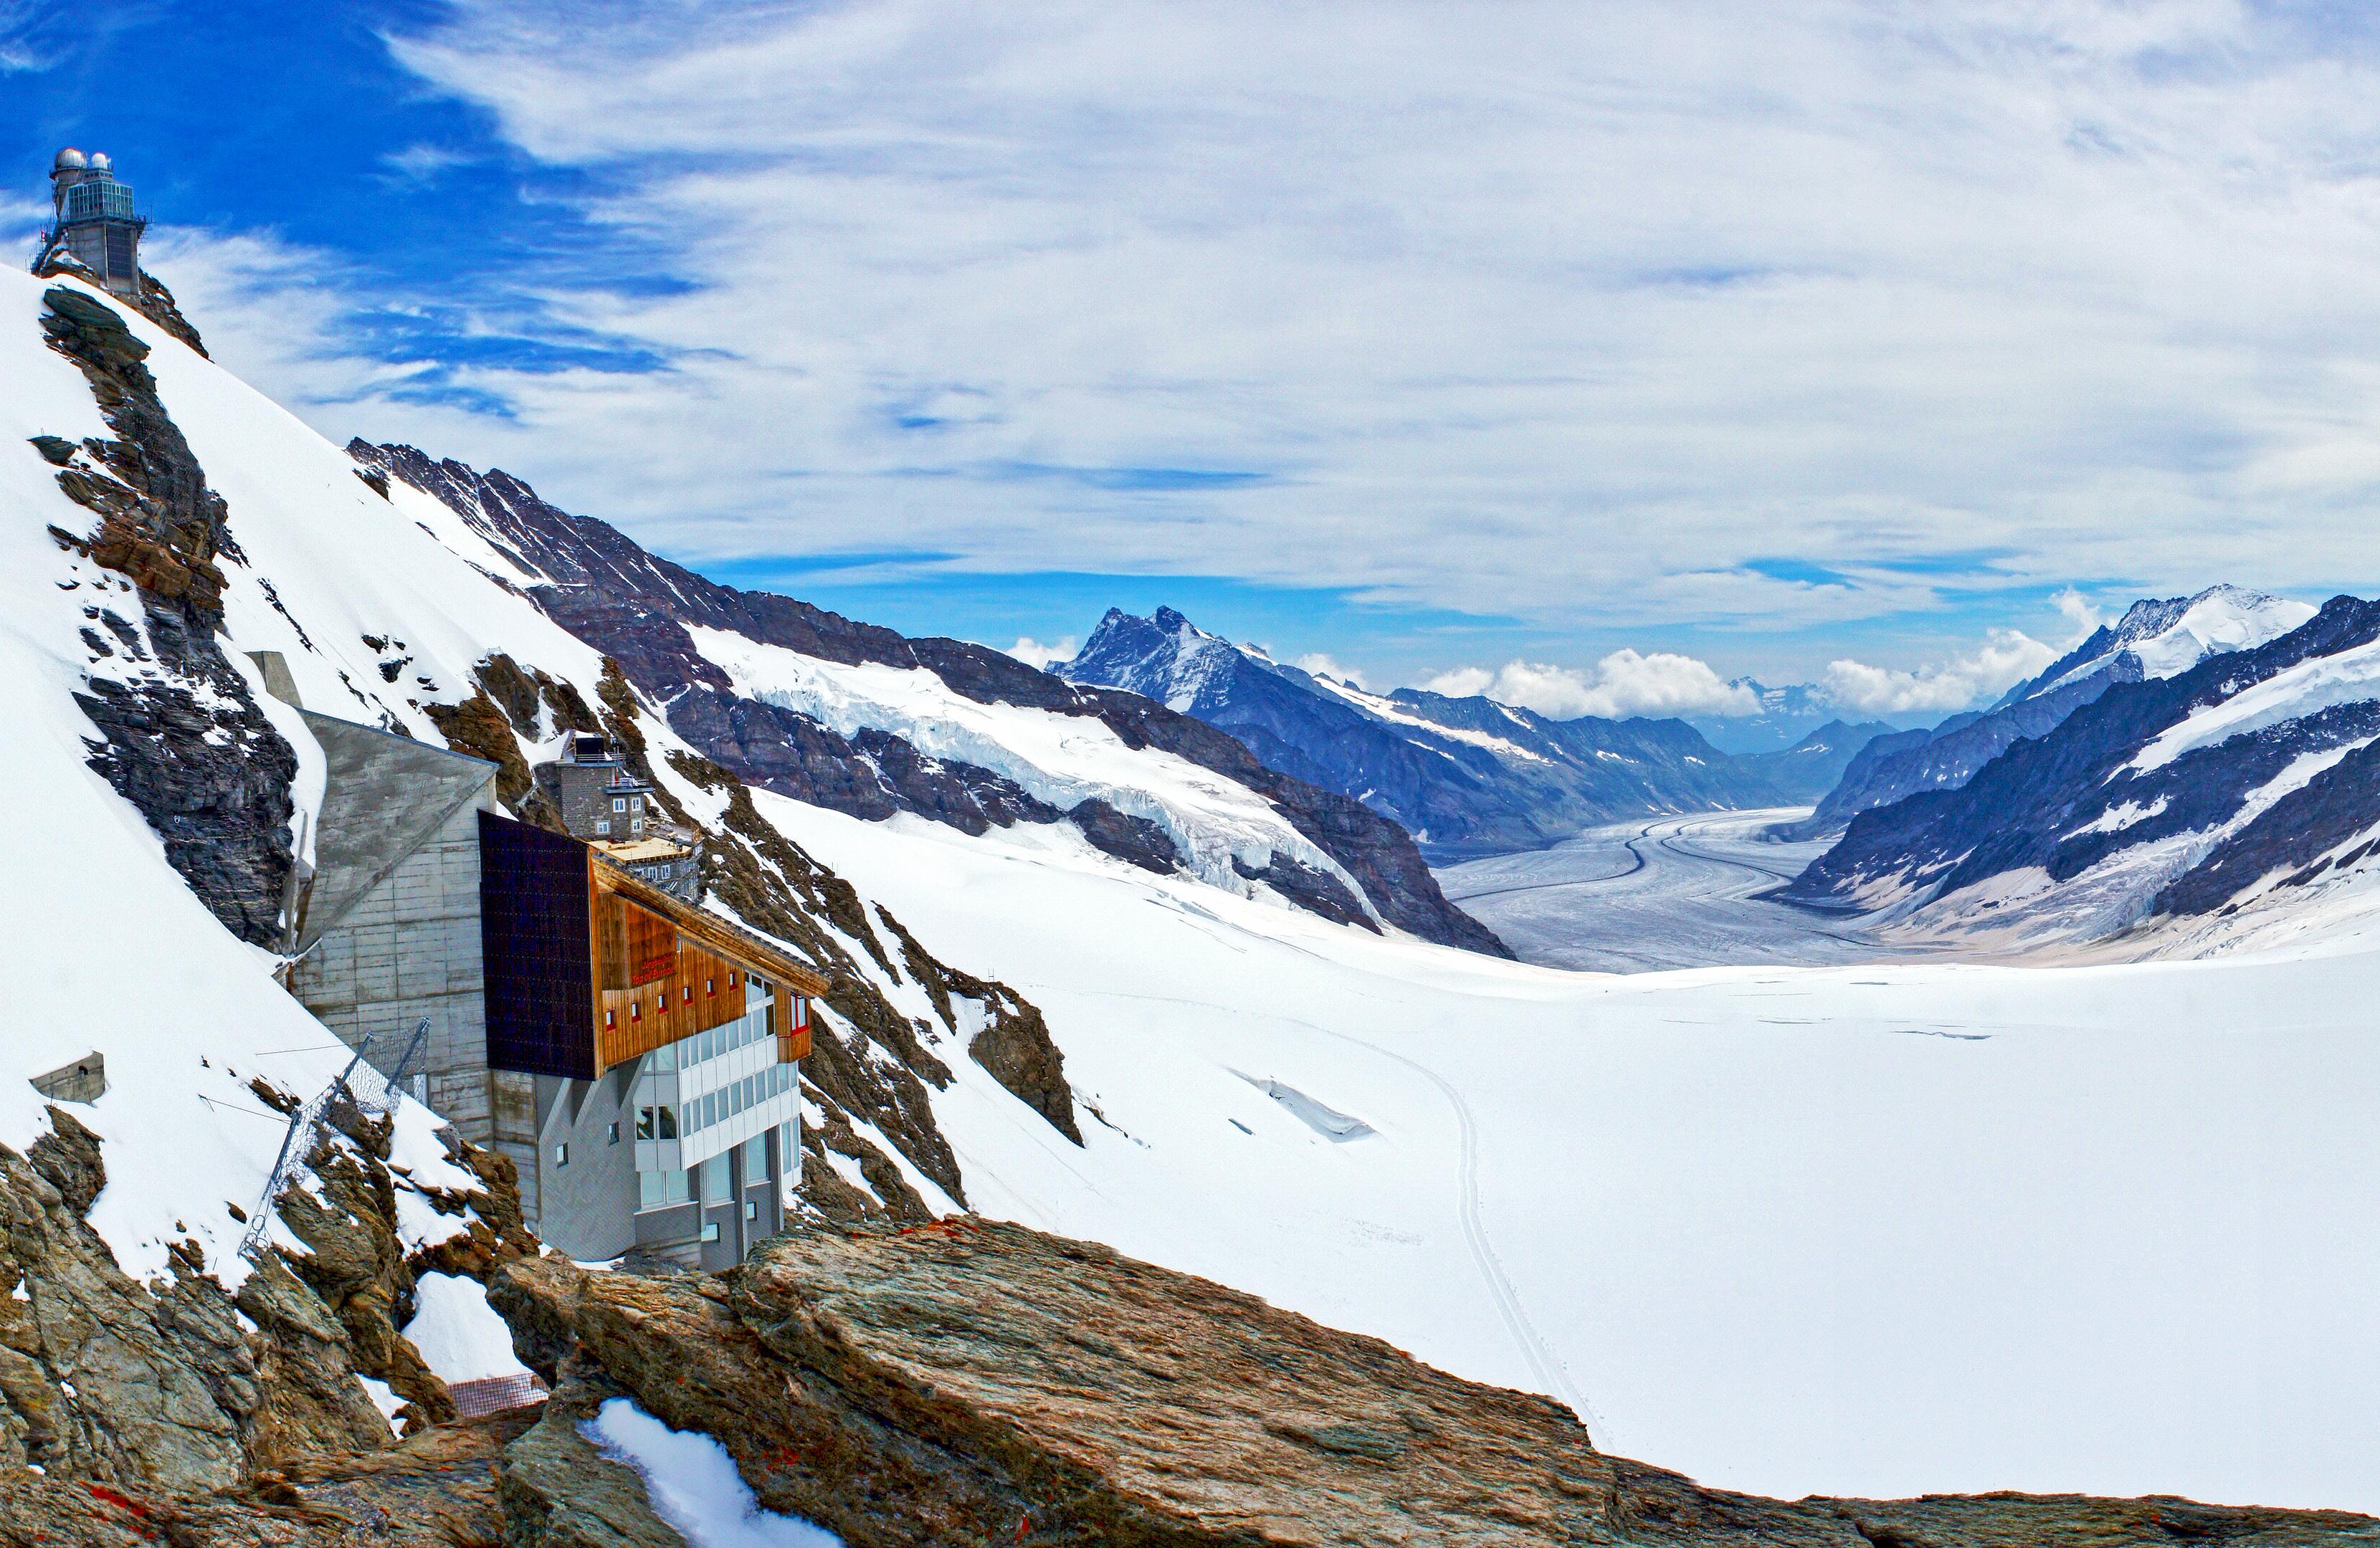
[52,147,87,172]
[87,152,112,173]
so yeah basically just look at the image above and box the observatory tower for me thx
[34,148,146,299]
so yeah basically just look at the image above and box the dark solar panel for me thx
[479,812,596,1079]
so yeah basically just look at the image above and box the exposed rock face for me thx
[492,1220,2375,1548]
[348,441,1505,955]
[0,1106,401,1494]
[38,284,297,945]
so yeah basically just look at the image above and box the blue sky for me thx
[8,1,2380,723]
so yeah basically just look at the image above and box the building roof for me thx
[594,851,829,998]
[299,710,498,951]
[593,836,692,864]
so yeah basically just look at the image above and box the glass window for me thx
[667,1168,691,1203]
[612,797,626,813]
[631,818,644,833]
[705,977,715,996]
[607,1122,619,1145]
[743,1200,758,1220]
[553,1143,569,1167]
[595,818,610,836]
[703,1154,730,1200]
[629,1000,640,1022]
[631,796,644,811]
[743,1134,767,1177]
[604,1009,614,1028]
[703,1092,718,1127]
[660,1105,677,1139]
[700,1221,720,1243]
[639,1170,662,1208]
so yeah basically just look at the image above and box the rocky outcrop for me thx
[38,284,297,945]
[490,1220,2375,1548]
[348,441,1505,955]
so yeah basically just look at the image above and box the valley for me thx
[1436,809,1922,973]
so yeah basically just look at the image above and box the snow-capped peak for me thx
[2023,584,2313,700]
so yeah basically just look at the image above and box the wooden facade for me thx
[480,811,826,1081]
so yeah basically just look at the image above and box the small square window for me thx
[612,797,627,813]
[700,1221,720,1243]
[630,795,644,811]
[594,818,610,836]
[743,1200,758,1220]
[631,818,644,834]
[553,1143,570,1167]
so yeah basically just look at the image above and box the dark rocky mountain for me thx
[351,444,1505,957]
[1781,595,2380,940]
[1735,718,1900,802]
[1059,606,1786,860]
[1787,586,2315,839]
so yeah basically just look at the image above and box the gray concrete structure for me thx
[290,713,503,1140]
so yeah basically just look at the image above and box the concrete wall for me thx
[528,1066,645,1262]
[292,790,501,1140]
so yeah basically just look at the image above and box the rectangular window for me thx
[705,977,715,996]
[636,1107,654,1141]
[605,1008,615,1028]
[631,818,644,834]
[639,1170,662,1208]
[631,795,644,811]
[607,1122,619,1145]
[700,1221,720,1243]
[728,970,738,989]
[682,985,692,1003]
[743,1134,767,1177]
[744,1200,758,1220]
[612,797,627,813]
[595,818,610,836]
[669,1168,692,1203]
[553,1143,569,1167]
[703,1154,730,1200]
[703,1092,718,1127]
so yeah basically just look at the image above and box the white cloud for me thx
[129,1,2380,651]
[1422,649,1759,720]
[1005,636,1077,669]
[2053,587,2106,641]
[1293,652,1367,688]
[1819,629,2058,715]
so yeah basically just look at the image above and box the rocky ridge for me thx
[485,1218,2376,1547]
[347,443,1506,956]
[35,284,298,946]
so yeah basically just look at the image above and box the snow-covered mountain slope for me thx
[1790,585,2315,839]
[1781,594,2380,954]
[350,449,1503,956]
[1059,606,1783,858]
[7,267,1108,1276]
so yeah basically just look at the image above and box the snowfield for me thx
[766,794,2380,1514]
